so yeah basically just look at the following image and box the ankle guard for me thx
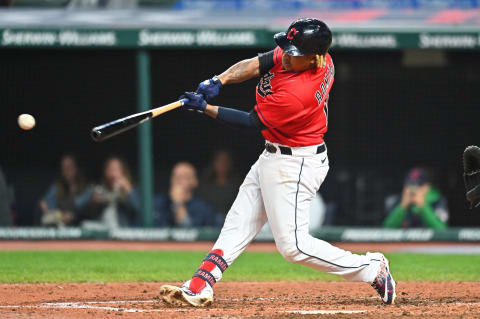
[203,252,228,273]
[193,269,216,288]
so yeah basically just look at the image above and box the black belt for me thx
[265,143,326,155]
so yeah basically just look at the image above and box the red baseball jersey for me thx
[254,46,334,147]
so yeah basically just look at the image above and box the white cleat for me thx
[368,252,396,305]
[160,282,213,307]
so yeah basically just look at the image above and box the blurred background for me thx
[1,0,480,241]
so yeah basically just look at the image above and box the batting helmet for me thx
[274,18,332,56]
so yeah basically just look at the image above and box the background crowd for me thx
[0,150,449,230]
[29,151,237,229]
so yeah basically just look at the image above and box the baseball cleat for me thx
[370,253,396,305]
[160,282,213,307]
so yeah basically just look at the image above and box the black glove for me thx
[463,145,480,209]
[180,92,207,113]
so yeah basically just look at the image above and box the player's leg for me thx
[259,150,395,303]
[160,159,267,307]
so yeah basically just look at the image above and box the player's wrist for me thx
[216,74,227,86]
[205,104,219,119]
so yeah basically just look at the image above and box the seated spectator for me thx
[197,150,241,216]
[81,156,139,229]
[383,168,449,229]
[0,165,13,226]
[39,154,91,227]
[154,161,222,227]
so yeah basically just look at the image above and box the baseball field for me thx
[0,241,479,318]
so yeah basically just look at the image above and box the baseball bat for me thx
[91,98,188,142]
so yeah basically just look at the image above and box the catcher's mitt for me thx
[463,145,480,208]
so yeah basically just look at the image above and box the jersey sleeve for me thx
[254,91,304,129]
[258,46,283,75]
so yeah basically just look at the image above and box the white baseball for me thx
[18,114,36,130]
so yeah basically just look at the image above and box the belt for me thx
[265,143,326,155]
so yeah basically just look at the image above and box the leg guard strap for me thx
[193,269,216,288]
[203,252,228,273]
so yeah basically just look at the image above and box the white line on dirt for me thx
[0,300,191,313]
[285,310,367,315]
[45,304,165,313]
[217,297,280,301]
[43,300,156,305]
[1,299,370,315]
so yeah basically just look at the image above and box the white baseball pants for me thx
[212,142,381,283]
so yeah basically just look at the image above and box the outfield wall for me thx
[0,227,479,242]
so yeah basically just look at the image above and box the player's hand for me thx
[180,92,207,113]
[196,76,222,101]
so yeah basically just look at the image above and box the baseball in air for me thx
[18,114,36,130]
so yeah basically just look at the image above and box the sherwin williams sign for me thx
[0,28,260,48]
[1,29,117,46]
[1,28,479,49]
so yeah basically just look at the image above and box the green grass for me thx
[0,251,478,283]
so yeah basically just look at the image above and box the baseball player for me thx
[160,18,396,307]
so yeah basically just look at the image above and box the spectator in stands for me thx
[81,156,139,228]
[39,154,91,227]
[383,167,448,229]
[154,161,222,227]
[0,165,13,226]
[197,150,241,216]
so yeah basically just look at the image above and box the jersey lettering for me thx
[323,94,329,125]
[314,63,334,105]
[257,72,275,98]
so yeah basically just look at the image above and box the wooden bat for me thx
[91,98,188,142]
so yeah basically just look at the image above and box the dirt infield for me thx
[1,281,479,318]
[1,241,479,318]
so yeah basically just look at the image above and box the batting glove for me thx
[196,76,222,101]
[180,92,207,113]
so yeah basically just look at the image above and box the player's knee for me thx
[276,241,306,264]
[277,232,317,264]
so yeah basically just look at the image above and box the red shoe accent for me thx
[189,249,224,293]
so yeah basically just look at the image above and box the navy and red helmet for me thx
[274,18,332,56]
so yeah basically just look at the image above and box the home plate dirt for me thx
[1,282,479,318]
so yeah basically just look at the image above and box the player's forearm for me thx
[205,104,219,119]
[205,104,259,130]
[218,57,260,85]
